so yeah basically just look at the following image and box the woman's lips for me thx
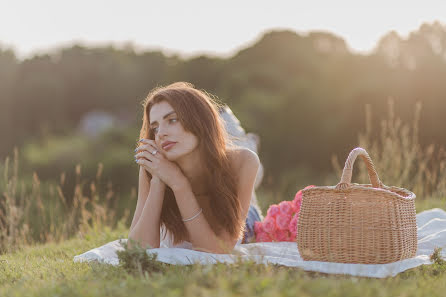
[163,142,176,151]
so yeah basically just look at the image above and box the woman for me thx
[129,82,261,254]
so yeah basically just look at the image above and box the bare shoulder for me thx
[227,147,260,174]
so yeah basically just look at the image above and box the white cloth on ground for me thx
[73,208,446,278]
[159,224,243,249]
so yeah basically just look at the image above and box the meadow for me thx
[1,222,446,297]
[1,101,446,296]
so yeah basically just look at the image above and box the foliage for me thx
[430,247,445,265]
[332,98,446,201]
[427,248,446,276]
[116,238,166,275]
[0,147,133,254]
[2,22,446,193]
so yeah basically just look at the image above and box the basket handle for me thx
[335,147,382,190]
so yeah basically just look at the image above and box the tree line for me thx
[1,21,446,192]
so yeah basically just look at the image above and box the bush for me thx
[116,238,166,275]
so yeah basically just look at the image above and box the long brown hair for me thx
[137,82,244,245]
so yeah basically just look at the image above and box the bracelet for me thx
[182,208,203,222]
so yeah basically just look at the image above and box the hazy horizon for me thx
[1,0,445,60]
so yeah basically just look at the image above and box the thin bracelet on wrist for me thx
[182,208,203,222]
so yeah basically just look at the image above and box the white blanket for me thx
[73,208,446,278]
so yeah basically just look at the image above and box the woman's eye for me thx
[151,119,176,134]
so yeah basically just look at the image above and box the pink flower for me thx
[254,221,264,234]
[289,214,299,238]
[276,213,292,230]
[294,190,302,202]
[291,199,301,213]
[266,204,280,218]
[292,187,307,213]
[278,201,294,216]
[262,216,277,234]
[276,229,291,242]
[253,186,316,243]
[256,231,273,242]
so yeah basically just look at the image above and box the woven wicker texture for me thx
[297,147,417,264]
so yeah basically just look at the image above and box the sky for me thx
[0,0,445,60]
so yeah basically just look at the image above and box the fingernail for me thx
[134,148,137,152]
[139,139,145,142]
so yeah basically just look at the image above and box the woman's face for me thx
[149,101,199,161]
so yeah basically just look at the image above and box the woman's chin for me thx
[164,152,178,161]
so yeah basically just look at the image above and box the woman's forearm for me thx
[128,178,165,249]
[129,175,164,234]
[129,193,148,234]
[171,180,234,253]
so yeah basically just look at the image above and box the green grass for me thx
[415,197,446,213]
[1,218,446,297]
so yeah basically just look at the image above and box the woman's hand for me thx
[135,139,187,191]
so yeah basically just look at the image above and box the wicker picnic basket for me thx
[296,147,417,264]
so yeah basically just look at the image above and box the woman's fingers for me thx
[134,140,163,176]
[136,143,157,154]
[135,140,164,158]
[137,150,160,163]
[135,141,161,159]
[137,158,154,175]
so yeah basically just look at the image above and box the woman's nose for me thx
[157,124,168,137]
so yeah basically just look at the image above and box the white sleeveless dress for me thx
[159,224,242,249]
